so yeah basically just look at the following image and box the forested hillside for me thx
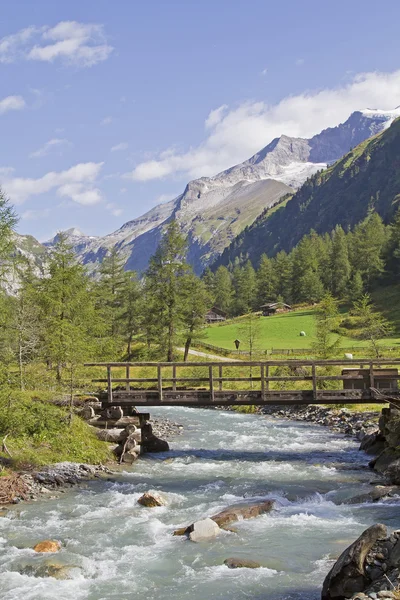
[213,118,400,270]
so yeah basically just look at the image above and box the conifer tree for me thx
[97,247,127,337]
[352,294,394,358]
[312,293,341,359]
[120,272,142,359]
[386,207,400,278]
[144,221,190,361]
[213,266,233,315]
[347,270,364,302]
[36,233,100,383]
[256,254,275,305]
[330,226,351,298]
[181,274,210,361]
[272,251,293,303]
[351,213,387,288]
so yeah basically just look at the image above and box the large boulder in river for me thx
[224,557,262,569]
[137,492,166,507]
[188,518,221,542]
[33,540,61,553]
[321,524,387,599]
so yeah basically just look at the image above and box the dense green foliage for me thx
[213,118,400,270]
[204,209,399,314]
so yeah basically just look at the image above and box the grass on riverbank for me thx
[0,389,112,469]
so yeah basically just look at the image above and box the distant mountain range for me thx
[212,113,400,270]
[14,106,400,276]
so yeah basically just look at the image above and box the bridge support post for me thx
[312,363,317,402]
[261,364,266,401]
[209,366,214,402]
[157,365,163,402]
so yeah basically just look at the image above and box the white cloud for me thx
[2,161,104,205]
[261,68,268,76]
[205,105,228,129]
[21,208,50,220]
[0,95,26,114]
[30,137,70,158]
[126,70,400,182]
[0,26,39,63]
[0,21,113,67]
[296,58,305,66]
[111,142,128,152]
[106,202,123,216]
[101,116,113,126]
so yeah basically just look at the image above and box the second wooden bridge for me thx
[85,359,400,407]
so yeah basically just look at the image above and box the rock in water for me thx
[141,423,169,452]
[210,500,274,528]
[188,518,221,542]
[321,523,387,599]
[224,557,262,569]
[173,500,274,536]
[33,540,61,553]
[137,492,166,507]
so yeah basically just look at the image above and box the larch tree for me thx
[330,226,351,298]
[36,233,100,386]
[311,293,341,359]
[97,247,127,338]
[181,273,211,361]
[352,294,394,358]
[256,254,275,305]
[144,221,190,362]
[213,266,233,315]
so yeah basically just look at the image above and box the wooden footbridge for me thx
[85,359,400,408]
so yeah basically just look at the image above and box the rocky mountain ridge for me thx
[212,114,400,270]
[15,107,400,276]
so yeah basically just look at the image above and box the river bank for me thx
[1,406,399,600]
[0,415,183,507]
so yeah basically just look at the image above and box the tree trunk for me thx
[127,333,133,360]
[183,336,192,362]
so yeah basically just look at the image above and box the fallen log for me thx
[173,500,274,536]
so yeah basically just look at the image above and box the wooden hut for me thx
[205,307,227,324]
[260,302,292,317]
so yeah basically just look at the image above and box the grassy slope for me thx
[204,287,400,352]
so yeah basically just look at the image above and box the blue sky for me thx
[1,0,400,241]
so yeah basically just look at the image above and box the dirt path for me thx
[176,348,241,362]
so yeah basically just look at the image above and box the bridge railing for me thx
[84,359,400,406]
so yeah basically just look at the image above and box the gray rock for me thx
[224,557,262,569]
[189,518,220,542]
[321,524,388,600]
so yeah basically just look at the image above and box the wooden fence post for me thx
[312,363,317,401]
[265,363,270,391]
[126,365,130,392]
[158,365,163,402]
[209,366,215,402]
[261,364,266,401]
[107,366,113,404]
[219,365,223,391]
[369,361,374,397]
[172,365,177,392]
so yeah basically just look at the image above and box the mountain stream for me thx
[1,407,399,600]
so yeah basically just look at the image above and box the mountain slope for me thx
[45,107,400,274]
[212,117,400,269]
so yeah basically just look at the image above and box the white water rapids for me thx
[0,407,399,600]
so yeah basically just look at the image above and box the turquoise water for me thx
[0,407,399,600]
